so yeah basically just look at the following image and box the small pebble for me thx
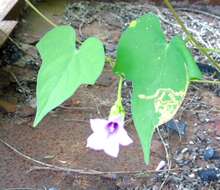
[198,169,219,182]
[204,147,215,161]
[189,173,195,178]
[204,147,220,160]
[48,187,59,190]
[152,185,159,190]
[197,113,210,123]
[189,141,194,145]
[181,147,188,154]
[165,119,187,136]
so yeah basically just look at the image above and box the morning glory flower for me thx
[86,114,133,157]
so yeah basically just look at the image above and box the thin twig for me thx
[0,138,101,175]
[59,105,95,111]
[6,70,30,94]
[2,188,35,190]
[157,127,172,190]
[0,28,40,65]
[175,7,220,20]
[26,165,182,177]
[0,138,182,176]
[64,118,89,123]
[0,29,24,52]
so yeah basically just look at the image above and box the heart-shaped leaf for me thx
[34,26,105,127]
[114,13,202,163]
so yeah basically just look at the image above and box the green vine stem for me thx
[117,76,123,101]
[200,48,220,54]
[191,79,220,85]
[109,76,125,118]
[115,75,125,116]
[24,0,83,45]
[163,0,220,72]
[25,0,57,27]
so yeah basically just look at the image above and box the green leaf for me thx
[114,13,202,163]
[34,26,105,127]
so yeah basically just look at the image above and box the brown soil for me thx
[0,63,168,189]
[0,1,220,190]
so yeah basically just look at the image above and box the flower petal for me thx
[90,119,108,134]
[117,127,133,146]
[103,136,120,157]
[86,133,105,150]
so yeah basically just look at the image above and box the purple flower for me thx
[86,115,133,157]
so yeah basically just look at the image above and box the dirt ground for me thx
[0,0,220,189]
